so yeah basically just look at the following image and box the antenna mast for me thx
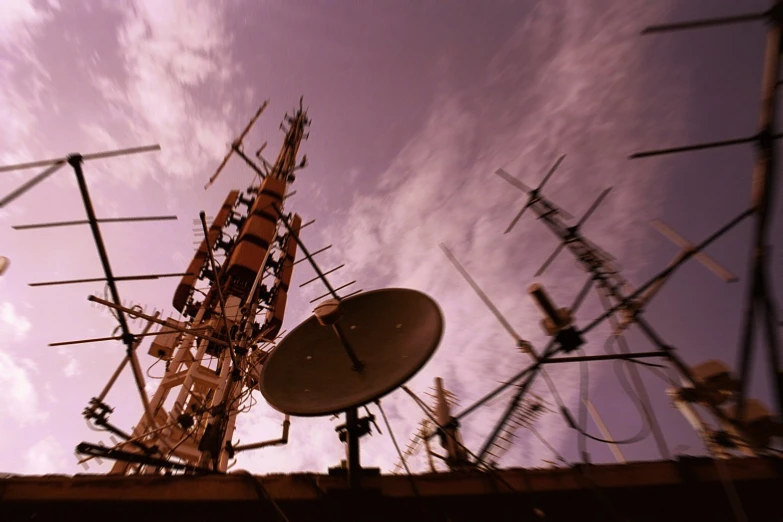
[96,100,312,474]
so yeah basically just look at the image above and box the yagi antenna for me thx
[205,100,269,190]
[495,154,573,234]
[485,395,549,466]
[535,187,612,277]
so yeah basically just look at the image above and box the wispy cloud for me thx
[0,350,47,425]
[86,0,236,186]
[0,0,696,476]
[0,0,61,165]
[0,302,47,425]
[0,0,58,47]
[57,347,81,378]
[23,435,68,475]
[0,301,31,341]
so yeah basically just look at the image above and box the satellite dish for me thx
[260,288,444,417]
[0,256,8,276]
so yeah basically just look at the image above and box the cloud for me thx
[0,301,32,341]
[86,0,236,186]
[0,1,60,166]
[0,0,57,47]
[23,435,68,475]
[0,303,47,425]
[0,349,47,425]
[58,348,81,378]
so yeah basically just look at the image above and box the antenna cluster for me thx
[415,3,783,478]
[1,8,780,519]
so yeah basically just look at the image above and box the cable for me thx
[535,336,650,448]
[146,358,163,379]
[233,470,290,522]
[554,333,651,446]
[375,400,424,506]
[85,418,108,432]
[597,291,671,459]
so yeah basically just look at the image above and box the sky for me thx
[0,0,780,476]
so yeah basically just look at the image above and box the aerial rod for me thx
[640,9,769,35]
[88,295,230,347]
[439,243,532,353]
[70,154,134,341]
[0,144,161,173]
[50,325,211,347]
[310,281,356,304]
[205,100,269,190]
[76,442,216,474]
[13,215,177,231]
[0,144,160,208]
[30,271,190,287]
[271,203,340,300]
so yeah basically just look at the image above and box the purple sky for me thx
[1,0,779,475]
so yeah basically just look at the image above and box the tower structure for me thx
[106,101,311,474]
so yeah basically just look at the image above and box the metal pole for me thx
[346,407,361,489]
[94,313,159,405]
[68,154,157,438]
[736,1,783,422]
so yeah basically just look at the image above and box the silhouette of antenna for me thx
[490,137,781,459]
[635,4,783,423]
[439,243,532,353]
[495,154,573,235]
[484,394,549,467]
[205,101,269,190]
[534,186,613,277]
[393,418,434,474]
